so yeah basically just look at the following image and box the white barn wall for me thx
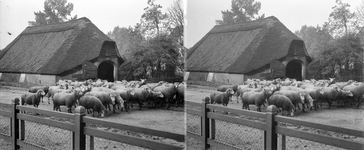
[25,74,56,85]
[212,73,245,84]
[0,73,56,85]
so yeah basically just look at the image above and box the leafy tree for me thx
[131,35,179,80]
[111,0,183,81]
[216,0,265,25]
[328,0,356,36]
[319,34,363,80]
[140,0,168,38]
[28,0,77,26]
[295,25,333,59]
[107,26,144,60]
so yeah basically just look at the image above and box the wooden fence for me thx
[186,101,364,150]
[0,99,185,150]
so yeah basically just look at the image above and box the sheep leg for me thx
[166,99,170,110]
[356,97,362,108]
[138,102,142,110]
[124,102,129,112]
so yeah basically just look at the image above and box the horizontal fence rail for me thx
[84,127,183,150]
[83,116,185,142]
[275,115,364,138]
[0,99,185,150]
[186,100,364,150]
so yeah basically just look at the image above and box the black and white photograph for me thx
[0,0,185,149]
[0,0,364,150]
[185,0,364,149]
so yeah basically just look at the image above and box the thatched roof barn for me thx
[186,16,317,83]
[0,17,124,84]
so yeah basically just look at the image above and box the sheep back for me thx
[268,94,295,116]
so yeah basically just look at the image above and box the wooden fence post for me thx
[12,98,20,150]
[201,100,210,149]
[265,105,278,150]
[74,106,86,150]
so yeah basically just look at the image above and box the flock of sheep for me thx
[209,78,364,116]
[20,79,185,117]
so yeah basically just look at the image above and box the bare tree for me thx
[357,1,364,23]
[168,0,185,71]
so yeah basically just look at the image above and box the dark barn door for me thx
[270,59,286,79]
[98,61,114,82]
[286,60,302,81]
[82,61,98,80]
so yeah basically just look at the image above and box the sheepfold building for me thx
[0,17,124,85]
[186,16,319,84]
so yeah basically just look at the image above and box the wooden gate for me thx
[82,61,97,80]
[270,59,286,79]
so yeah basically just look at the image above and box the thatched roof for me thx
[0,17,121,75]
[186,16,309,74]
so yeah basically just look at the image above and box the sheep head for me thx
[299,92,305,104]
[109,93,116,105]
[100,110,105,118]
[37,90,46,96]
[225,88,234,96]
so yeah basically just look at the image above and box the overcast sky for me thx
[0,0,174,49]
[0,0,362,49]
[185,0,363,48]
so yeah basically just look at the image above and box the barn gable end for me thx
[186,16,312,83]
[0,17,124,84]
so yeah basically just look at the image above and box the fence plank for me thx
[207,139,240,150]
[89,136,94,150]
[12,102,19,150]
[74,106,86,150]
[83,116,184,142]
[185,101,202,107]
[265,105,278,150]
[0,110,11,117]
[186,108,201,116]
[276,126,364,150]
[16,106,74,120]
[202,101,210,149]
[207,104,266,119]
[275,115,364,138]
[207,112,266,130]
[84,127,184,150]
[17,140,47,150]
[186,132,201,140]
[17,113,75,131]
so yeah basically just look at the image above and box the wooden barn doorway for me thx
[98,61,114,82]
[286,59,302,81]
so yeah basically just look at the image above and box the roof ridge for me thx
[23,17,90,35]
